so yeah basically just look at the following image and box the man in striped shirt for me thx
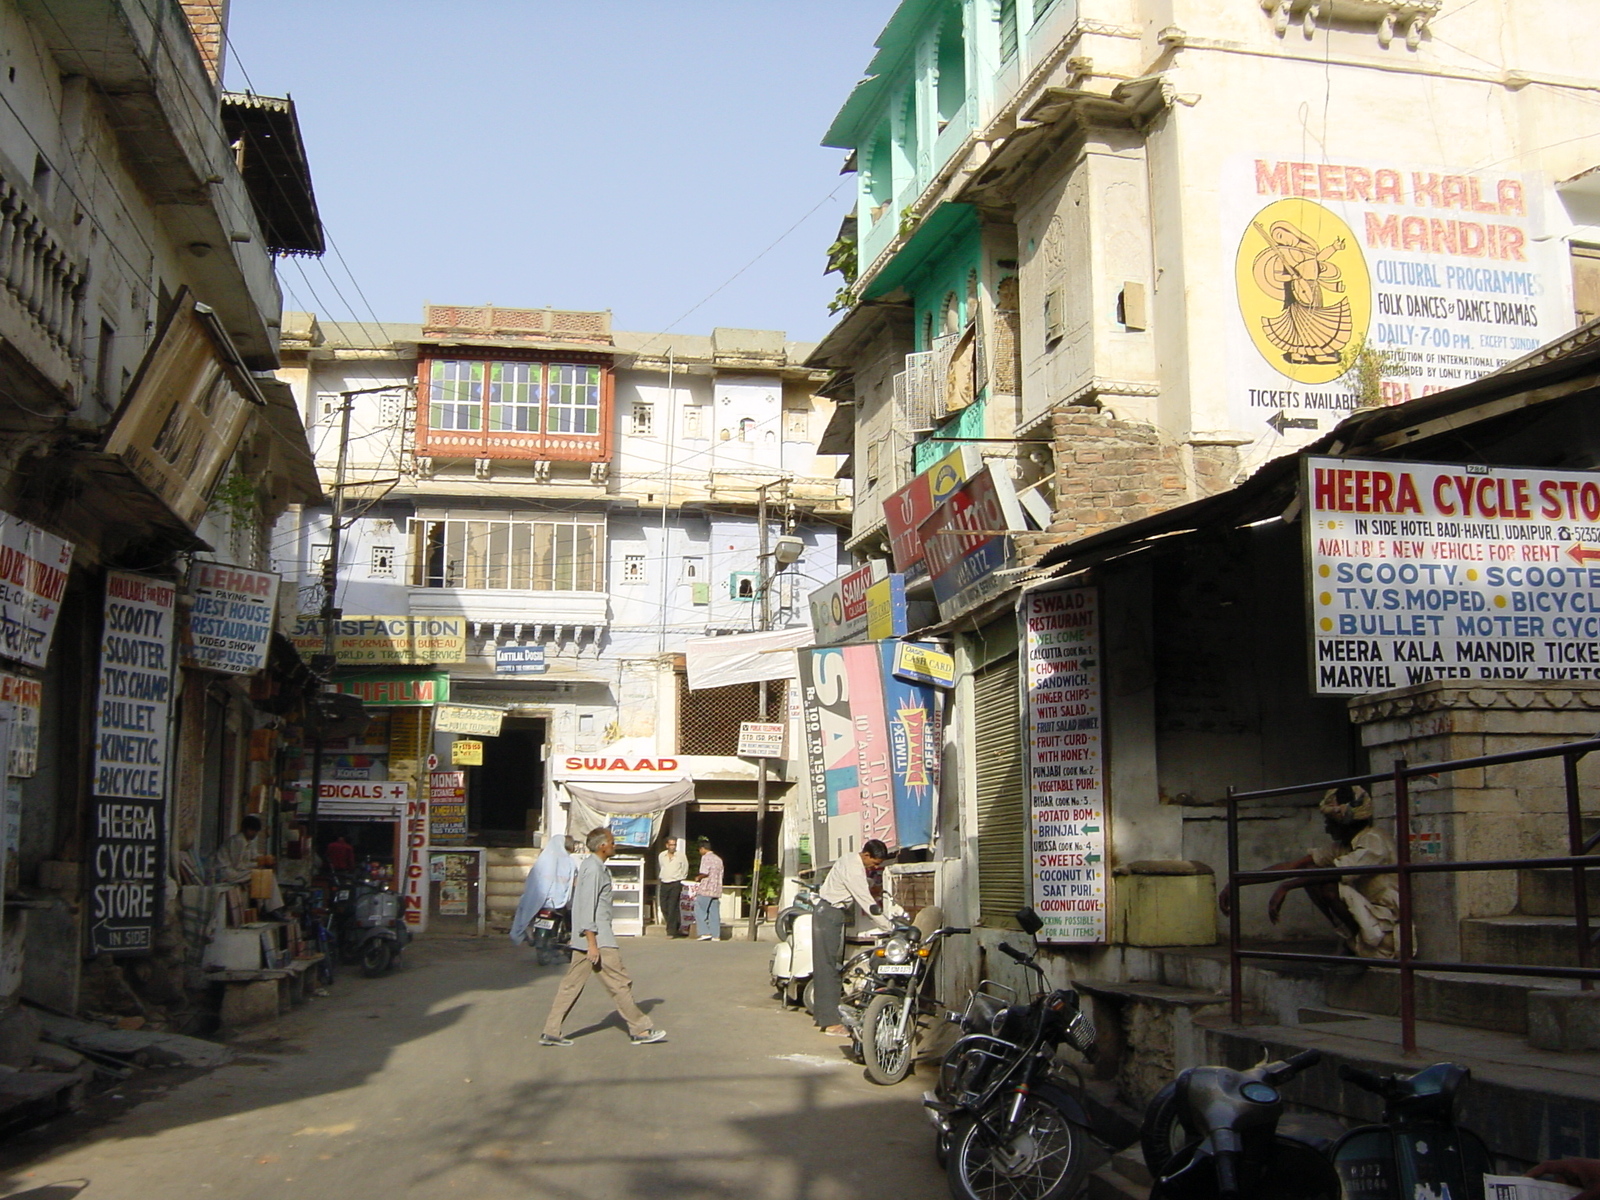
[693,837,723,941]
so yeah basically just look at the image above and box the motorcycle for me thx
[838,905,968,1085]
[330,872,412,976]
[1142,1055,1490,1200]
[528,905,572,966]
[924,906,1137,1200]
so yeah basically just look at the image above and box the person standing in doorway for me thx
[541,828,666,1046]
[657,837,688,938]
[693,837,723,941]
[813,839,894,1037]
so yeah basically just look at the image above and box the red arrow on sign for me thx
[1569,544,1600,564]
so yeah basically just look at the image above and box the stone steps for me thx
[1324,967,1577,1036]
[1459,914,1592,969]
[1517,866,1600,917]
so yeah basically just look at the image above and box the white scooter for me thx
[770,875,822,1011]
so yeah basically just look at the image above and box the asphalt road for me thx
[0,934,948,1200]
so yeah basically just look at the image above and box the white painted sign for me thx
[182,562,278,675]
[1307,456,1600,695]
[1022,586,1105,945]
[433,703,506,737]
[737,721,786,759]
[553,754,687,781]
[0,511,72,670]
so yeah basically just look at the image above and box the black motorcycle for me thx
[1329,1062,1492,1200]
[839,910,968,1085]
[329,872,411,976]
[924,906,1137,1200]
[528,905,572,966]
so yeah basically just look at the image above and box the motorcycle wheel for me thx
[948,1095,1087,1200]
[861,992,915,1085]
[359,939,394,977]
[1139,1080,1197,1181]
[802,979,816,1015]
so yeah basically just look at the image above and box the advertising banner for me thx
[876,641,940,850]
[1022,586,1106,944]
[865,574,909,639]
[892,641,955,688]
[451,739,483,766]
[1305,456,1600,694]
[289,616,466,664]
[1227,155,1567,455]
[843,646,895,848]
[920,466,1027,619]
[429,770,468,842]
[182,562,278,675]
[0,511,72,670]
[807,562,883,645]
[884,445,978,580]
[90,572,175,955]
[328,672,449,707]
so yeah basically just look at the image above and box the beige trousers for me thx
[543,947,651,1038]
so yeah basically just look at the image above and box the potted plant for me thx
[758,864,783,920]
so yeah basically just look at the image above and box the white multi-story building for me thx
[273,306,848,882]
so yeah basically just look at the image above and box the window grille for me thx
[677,675,784,755]
[684,406,705,439]
[631,402,654,436]
[371,545,395,577]
[623,554,645,583]
[411,515,604,591]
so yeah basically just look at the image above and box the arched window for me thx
[942,291,960,335]
[738,417,755,441]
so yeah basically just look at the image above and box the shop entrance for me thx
[468,718,544,844]
[686,806,782,897]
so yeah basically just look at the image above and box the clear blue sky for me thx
[226,1,896,345]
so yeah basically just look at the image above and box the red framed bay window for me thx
[416,349,614,462]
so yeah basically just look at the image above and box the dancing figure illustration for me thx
[1249,219,1352,366]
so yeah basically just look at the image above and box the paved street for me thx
[0,935,946,1200]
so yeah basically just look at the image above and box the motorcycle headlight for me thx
[885,936,912,965]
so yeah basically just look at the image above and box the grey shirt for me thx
[568,854,617,950]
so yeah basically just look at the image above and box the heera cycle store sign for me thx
[1021,585,1105,944]
[90,572,175,954]
[1306,457,1600,695]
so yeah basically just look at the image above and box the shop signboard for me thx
[0,672,41,777]
[90,572,175,955]
[402,797,429,930]
[1224,155,1567,463]
[181,562,278,675]
[434,703,505,736]
[865,574,909,639]
[884,444,978,581]
[1303,456,1600,695]
[891,642,955,689]
[919,466,1027,619]
[807,563,882,645]
[451,739,483,766]
[607,815,652,846]
[0,511,72,670]
[797,642,941,864]
[306,779,411,820]
[552,753,687,781]
[429,771,468,842]
[1021,585,1106,945]
[289,616,466,664]
[327,672,449,707]
[495,644,547,675]
[737,721,785,759]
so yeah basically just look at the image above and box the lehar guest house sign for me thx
[1306,457,1600,695]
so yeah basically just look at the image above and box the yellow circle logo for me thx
[1236,198,1370,386]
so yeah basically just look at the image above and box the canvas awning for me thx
[684,627,812,689]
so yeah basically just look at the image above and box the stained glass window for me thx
[546,364,601,434]
[429,360,482,430]
[488,361,540,432]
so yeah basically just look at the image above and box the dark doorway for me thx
[686,809,781,894]
[468,719,544,845]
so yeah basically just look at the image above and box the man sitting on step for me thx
[1219,785,1399,959]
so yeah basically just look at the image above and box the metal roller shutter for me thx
[974,656,1025,928]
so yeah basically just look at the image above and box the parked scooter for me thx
[527,905,572,967]
[1141,1055,1491,1200]
[770,876,823,1010]
[924,907,1138,1200]
[330,872,411,976]
[838,905,968,1085]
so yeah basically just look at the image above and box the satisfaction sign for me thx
[1307,456,1600,695]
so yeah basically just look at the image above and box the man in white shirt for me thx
[813,838,892,1037]
[656,837,689,938]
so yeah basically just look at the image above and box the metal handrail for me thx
[1226,738,1600,1054]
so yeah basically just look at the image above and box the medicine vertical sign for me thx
[1021,585,1106,943]
[91,572,174,954]
[1306,457,1600,694]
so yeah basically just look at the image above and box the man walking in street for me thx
[657,836,688,938]
[542,828,666,1046]
[813,839,894,1037]
[693,837,723,941]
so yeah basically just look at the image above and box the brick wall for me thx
[181,1,227,84]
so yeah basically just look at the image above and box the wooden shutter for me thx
[974,656,1025,927]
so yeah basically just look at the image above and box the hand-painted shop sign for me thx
[451,739,483,766]
[90,571,174,956]
[808,563,882,645]
[553,755,686,780]
[495,644,547,674]
[891,642,955,688]
[884,445,977,582]
[328,672,450,707]
[0,511,72,670]
[290,616,466,664]
[0,672,41,777]
[736,721,786,759]
[1021,585,1105,945]
[865,574,909,640]
[433,703,506,737]
[1305,456,1600,695]
[919,465,1027,619]
[182,562,278,675]
[429,771,468,842]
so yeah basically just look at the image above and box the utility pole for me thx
[747,480,774,941]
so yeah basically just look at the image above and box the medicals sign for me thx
[1226,156,1567,458]
[1021,586,1105,944]
[1305,456,1600,695]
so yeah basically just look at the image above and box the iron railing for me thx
[1226,737,1600,1053]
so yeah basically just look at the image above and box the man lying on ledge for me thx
[1218,785,1399,959]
